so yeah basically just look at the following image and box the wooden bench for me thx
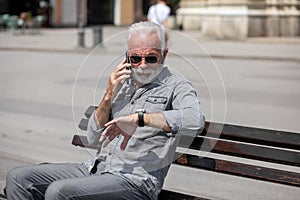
[72,106,300,199]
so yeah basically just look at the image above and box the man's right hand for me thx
[94,59,131,129]
[106,58,131,99]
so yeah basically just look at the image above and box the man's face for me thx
[128,32,166,85]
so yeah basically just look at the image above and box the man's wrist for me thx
[103,93,112,101]
[135,109,146,127]
[133,113,149,127]
[104,86,114,99]
[133,113,139,126]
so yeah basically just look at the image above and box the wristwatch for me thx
[135,109,146,127]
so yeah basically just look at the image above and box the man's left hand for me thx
[100,114,138,150]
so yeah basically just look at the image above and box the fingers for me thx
[102,137,111,148]
[120,136,130,151]
[100,123,116,143]
[111,61,131,85]
[115,70,131,82]
[116,58,131,71]
[100,121,122,148]
[102,133,130,150]
[99,120,132,150]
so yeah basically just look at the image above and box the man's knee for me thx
[6,166,30,187]
[45,180,73,200]
[6,167,19,194]
[6,166,34,199]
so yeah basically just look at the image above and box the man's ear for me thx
[163,48,169,57]
[160,48,168,64]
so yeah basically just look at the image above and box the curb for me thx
[1,47,300,63]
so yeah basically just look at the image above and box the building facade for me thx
[49,0,152,27]
[3,0,297,39]
[0,0,152,27]
[176,0,300,39]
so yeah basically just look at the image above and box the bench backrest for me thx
[72,106,300,187]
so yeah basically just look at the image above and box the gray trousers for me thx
[6,163,150,200]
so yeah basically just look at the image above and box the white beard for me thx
[131,65,164,85]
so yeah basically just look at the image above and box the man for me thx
[6,22,204,200]
[147,0,170,30]
[147,0,171,46]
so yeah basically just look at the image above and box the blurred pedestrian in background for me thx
[147,0,171,46]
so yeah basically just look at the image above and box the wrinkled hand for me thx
[107,58,131,98]
[100,114,137,150]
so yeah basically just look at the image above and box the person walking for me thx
[147,0,171,30]
[147,0,171,45]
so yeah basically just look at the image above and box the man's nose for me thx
[139,58,148,68]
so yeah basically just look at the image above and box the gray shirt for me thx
[86,67,205,199]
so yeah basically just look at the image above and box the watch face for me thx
[136,109,146,113]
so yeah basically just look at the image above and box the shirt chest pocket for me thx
[144,96,168,112]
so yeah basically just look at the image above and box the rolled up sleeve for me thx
[162,81,205,134]
[86,111,104,145]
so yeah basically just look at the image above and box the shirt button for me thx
[131,101,134,104]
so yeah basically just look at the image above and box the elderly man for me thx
[6,22,204,200]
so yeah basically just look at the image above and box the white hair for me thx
[127,21,166,51]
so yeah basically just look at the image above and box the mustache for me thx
[131,65,164,85]
[131,68,155,74]
[131,65,163,74]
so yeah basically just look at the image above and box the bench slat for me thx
[78,118,89,131]
[85,106,97,118]
[158,189,208,200]
[176,154,300,187]
[206,122,300,150]
[181,135,300,166]
[72,135,99,150]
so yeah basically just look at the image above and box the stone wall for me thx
[176,0,300,39]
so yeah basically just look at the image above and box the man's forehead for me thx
[128,31,161,50]
[128,47,161,53]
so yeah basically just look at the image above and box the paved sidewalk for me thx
[1,26,300,199]
[0,26,300,61]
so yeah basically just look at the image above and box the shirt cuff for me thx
[161,110,181,133]
[87,111,104,144]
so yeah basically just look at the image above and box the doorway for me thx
[87,0,114,25]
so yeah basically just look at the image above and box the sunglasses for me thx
[129,55,158,64]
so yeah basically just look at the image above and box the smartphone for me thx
[125,51,131,70]
[125,51,131,84]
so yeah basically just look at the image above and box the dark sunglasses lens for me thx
[145,56,158,63]
[130,56,142,64]
[130,56,158,64]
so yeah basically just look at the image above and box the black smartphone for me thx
[125,51,131,70]
[125,51,131,84]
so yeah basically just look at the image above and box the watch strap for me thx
[136,109,146,127]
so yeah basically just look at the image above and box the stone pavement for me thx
[0,26,300,61]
